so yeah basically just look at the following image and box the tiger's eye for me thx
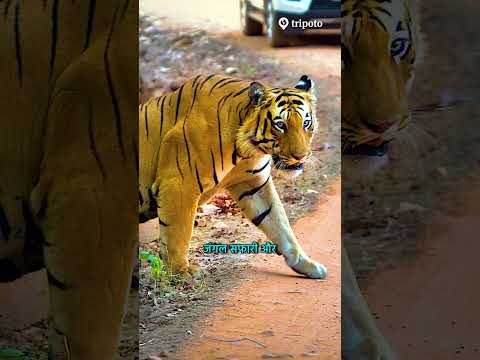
[274,121,286,130]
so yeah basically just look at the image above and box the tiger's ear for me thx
[248,82,266,105]
[295,75,313,92]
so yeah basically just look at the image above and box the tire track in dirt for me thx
[177,180,341,360]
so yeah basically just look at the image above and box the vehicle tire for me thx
[265,0,289,47]
[240,0,263,36]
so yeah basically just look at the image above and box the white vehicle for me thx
[240,0,341,47]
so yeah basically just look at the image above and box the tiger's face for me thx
[240,75,317,176]
[342,0,421,168]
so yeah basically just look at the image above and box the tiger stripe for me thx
[183,116,192,171]
[144,104,149,139]
[175,144,184,180]
[217,78,243,89]
[209,77,231,94]
[195,165,204,194]
[104,4,125,160]
[4,0,12,18]
[0,202,11,240]
[159,219,168,227]
[247,160,270,174]
[211,150,219,185]
[46,268,68,290]
[216,97,225,170]
[199,73,216,91]
[49,0,59,78]
[159,95,166,136]
[251,206,272,226]
[83,0,96,51]
[14,4,22,86]
[188,74,203,114]
[238,175,270,201]
[174,83,184,124]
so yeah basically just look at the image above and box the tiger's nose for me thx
[292,153,307,161]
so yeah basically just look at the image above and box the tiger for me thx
[341,0,424,359]
[0,1,137,359]
[139,74,327,280]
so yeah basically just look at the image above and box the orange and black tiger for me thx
[139,74,327,280]
[341,1,424,359]
[0,1,137,358]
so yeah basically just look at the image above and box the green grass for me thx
[243,64,257,78]
[139,250,207,306]
[139,250,169,281]
[0,349,33,360]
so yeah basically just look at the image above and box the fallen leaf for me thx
[260,330,275,337]
[301,351,322,357]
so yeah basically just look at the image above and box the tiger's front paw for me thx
[291,254,327,279]
[281,246,327,279]
[170,262,207,281]
[187,263,207,280]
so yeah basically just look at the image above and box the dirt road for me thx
[178,180,341,360]
[365,177,480,359]
[348,1,480,356]
[140,0,340,85]
[353,1,480,358]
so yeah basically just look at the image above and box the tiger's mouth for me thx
[272,155,304,171]
[342,114,409,158]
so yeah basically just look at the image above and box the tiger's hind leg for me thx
[226,173,327,279]
[34,181,136,359]
[32,91,137,359]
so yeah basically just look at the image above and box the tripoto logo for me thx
[278,17,324,31]
[278,17,289,30]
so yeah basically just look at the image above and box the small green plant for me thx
[243,64,257,78]
[139,250,167,280]
[139,249,205,306]
[139,250,177,305]
[0,349,32,360]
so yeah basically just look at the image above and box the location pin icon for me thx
[278,17,289,30]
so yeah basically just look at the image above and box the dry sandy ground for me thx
[358,0,480,358]
[366,176,480,359]
[179,180,341,360]
[140,0,340,84]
